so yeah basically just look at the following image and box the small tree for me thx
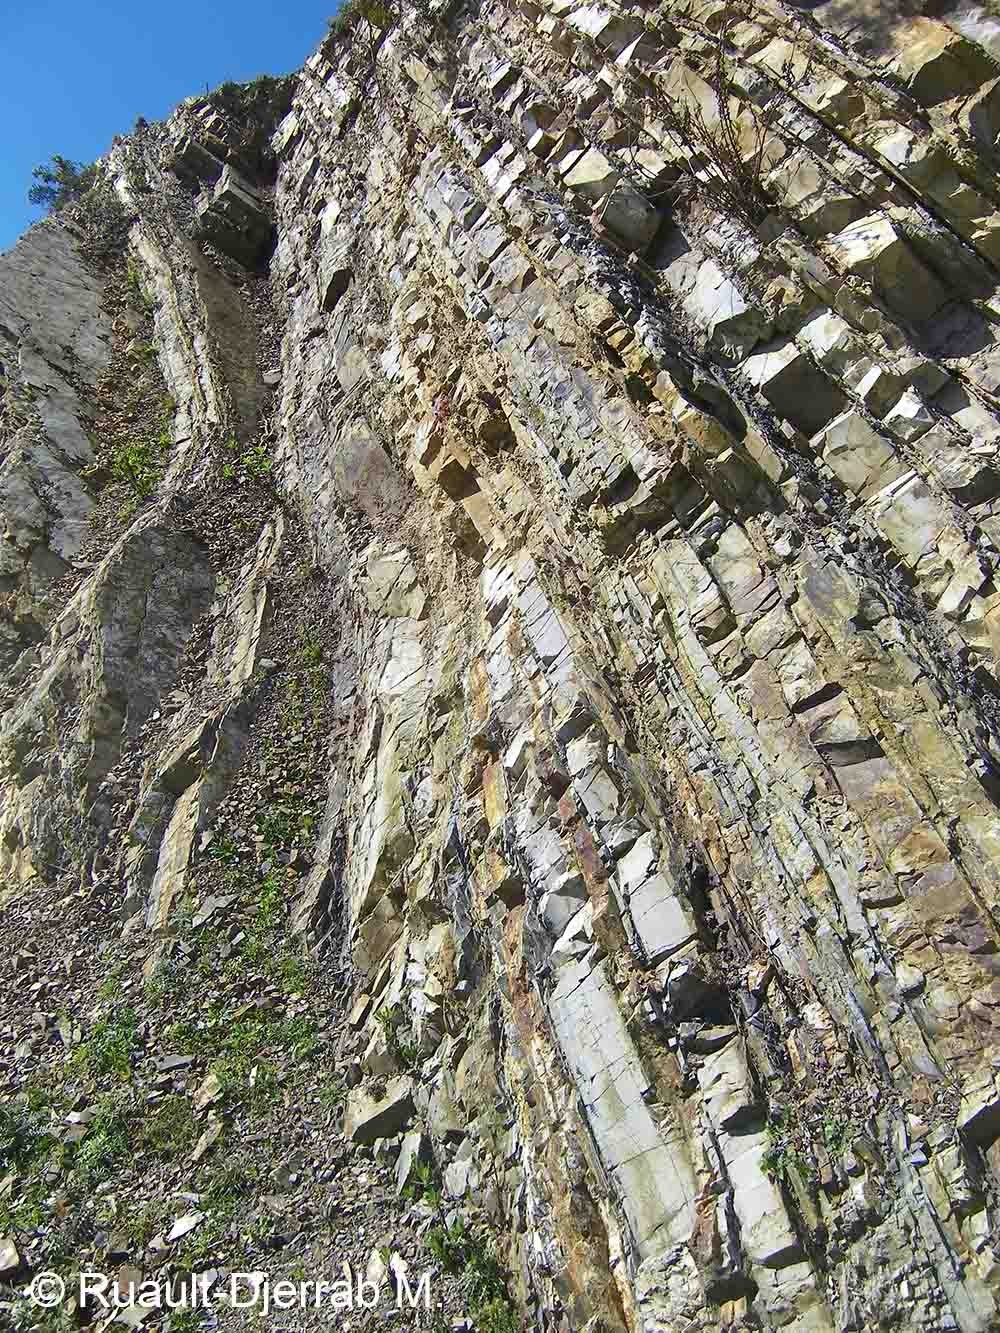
[28,156,97,214]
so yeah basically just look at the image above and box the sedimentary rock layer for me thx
[6,2,1000,1328]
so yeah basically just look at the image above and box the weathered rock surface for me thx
[7,2,1000,1330]
[345,1076,416,1144]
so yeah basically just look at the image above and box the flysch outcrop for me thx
[6,1,1000,1329]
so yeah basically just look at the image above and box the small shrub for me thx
[126,260,143,295]
[144,959,188,1002]
[475,1298,520,1333]
[164,1308,205,1332]
[97,961,130,1000]
[125,261,155,311]
[260,806,297,847]
[260,867,285,914]
[210,1016,280,1106]
[644,11,814,228]
[822,1116,851,1159]
[123,1202,160,1245]
[76,178,133,267]
[759,1109,817,1187]
[108,439,162,500]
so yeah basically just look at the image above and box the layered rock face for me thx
[7,1,1000,1328]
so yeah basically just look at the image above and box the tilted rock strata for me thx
[0,225,110,670]
[6,1,1000,1328]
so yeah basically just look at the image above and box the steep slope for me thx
[6,2,1000,1330]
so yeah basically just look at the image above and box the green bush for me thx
[109,439,162,499]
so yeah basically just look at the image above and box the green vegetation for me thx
[276,627,330,734]
[276,949,310,994]
[0,1089,57,1172]
[300,635,323,667]
[259,806,300,846]
[426,1219,519,1333]
[760,1133,814,1187]
[163,1309,205,1332]
[0,582,339,1280]
[139,1095,199,1160]
[125,259,154,309]
[97,960,130,1000]
[122,1201,161,1247]
[26,154,130,267]
[84,329,176,514]
[73,1096,131,1180]
[143,954,187,1003]
[0,1084,143,1231]
[822,1115,851,1160]
[376,1003,421,1071]
[149,820,316,1004]
[207,73,292,120]
[211,1053,279,1109]
[240,443,271,477]
[0,1177,47,1236]
[9,1292,77,1333]
[759,1102,867,1191]
[402,1159,442,1207]
[241,870,285,964]
[201,1159,259,1224]
[73,1007,138,1080]
[28,155,98,212]
[218,434,274,485]
[317,1076,347,1113]
[207,835,240,866]
[108,438,163,500]
[327,0,397,35]
[173,1006,320,1109]
[279,1014,321,1059]
[90,381,175,514]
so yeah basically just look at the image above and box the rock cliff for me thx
[6,1,1000,1329]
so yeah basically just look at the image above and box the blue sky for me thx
[1,1,330,253]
